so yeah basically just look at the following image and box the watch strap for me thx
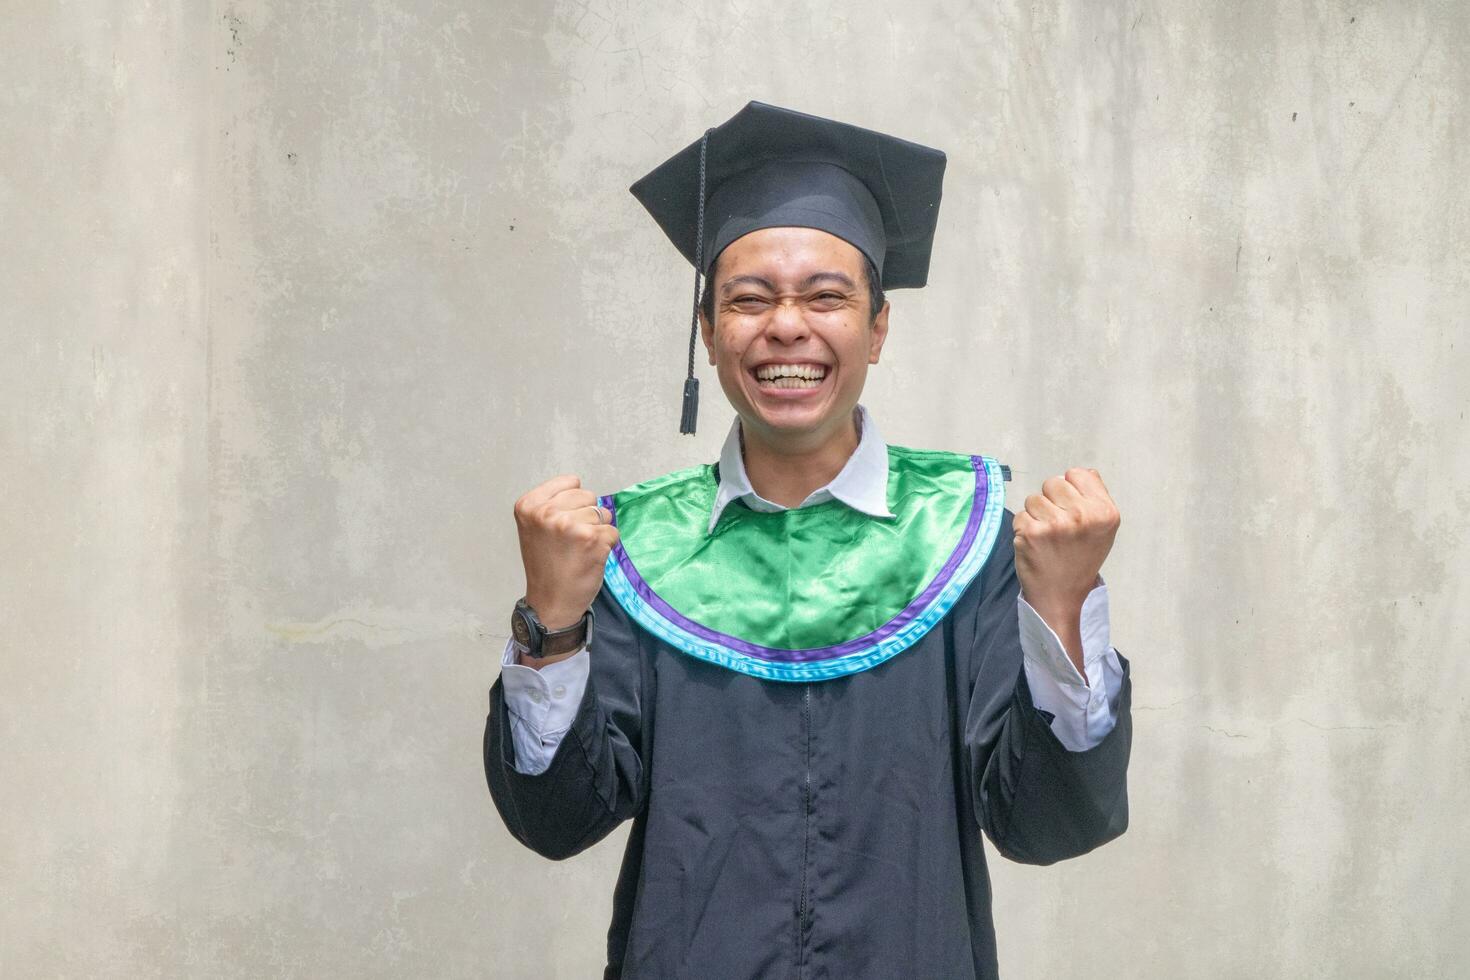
[539,613,590,657]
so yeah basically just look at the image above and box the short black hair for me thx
[699,251,886,327]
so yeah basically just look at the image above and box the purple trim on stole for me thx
[598,456,990,664]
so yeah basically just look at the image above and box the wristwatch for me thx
[510,598,593,659]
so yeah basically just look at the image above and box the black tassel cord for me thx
[680,128,713,435]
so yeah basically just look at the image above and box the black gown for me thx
[484,507,1132,979]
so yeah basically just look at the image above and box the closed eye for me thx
[808,291,849,310]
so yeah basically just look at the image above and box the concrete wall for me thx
[4,1,1466,976]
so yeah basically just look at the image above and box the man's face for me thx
[698,226,890,451]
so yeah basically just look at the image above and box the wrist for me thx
[1020,590,1086,622]
[511,598,592,660]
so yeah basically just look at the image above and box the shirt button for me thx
[529,689,544,704]
[553,684,567,699]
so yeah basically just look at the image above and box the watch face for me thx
[510,610,532,646]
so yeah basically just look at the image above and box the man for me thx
[484,102,1131,979]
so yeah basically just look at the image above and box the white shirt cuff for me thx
[1016,578,1123,752]
[498,639,590,775]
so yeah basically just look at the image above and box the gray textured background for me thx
[3,1,1467,977]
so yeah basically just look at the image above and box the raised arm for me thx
[482,475,650,859]
[964,505,1133,865]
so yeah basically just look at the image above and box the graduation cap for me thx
[630,101,947,433]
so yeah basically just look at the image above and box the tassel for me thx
[679,128,714,435]
[679,377,700,434]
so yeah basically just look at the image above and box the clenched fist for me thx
[1013,468,1120,673]
[514,474,620,633]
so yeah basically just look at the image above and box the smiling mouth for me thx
[752,363,828,389]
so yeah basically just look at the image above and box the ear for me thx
[867,300,891,364]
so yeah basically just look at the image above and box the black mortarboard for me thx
[629,101,947,433]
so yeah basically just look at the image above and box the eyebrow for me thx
[720,271,858,294]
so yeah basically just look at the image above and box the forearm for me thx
[500,640,589,774]
[966,529,1132,864]
[977,659,1132,865]
[1018,581,1122,751]
[484,676,623,860]
[484,589,648,860]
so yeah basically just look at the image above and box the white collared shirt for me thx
[500,407,1124,773]
[708,404,895,532]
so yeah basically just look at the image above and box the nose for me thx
[765,296,809,346]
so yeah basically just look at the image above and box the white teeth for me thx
[754,363,827,382]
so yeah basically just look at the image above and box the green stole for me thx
[598,447,1006,682]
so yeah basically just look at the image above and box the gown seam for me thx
[797,682,813,976]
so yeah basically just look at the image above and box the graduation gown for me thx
[483,502,1132,980]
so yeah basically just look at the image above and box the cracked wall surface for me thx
[3,1,1468,976]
